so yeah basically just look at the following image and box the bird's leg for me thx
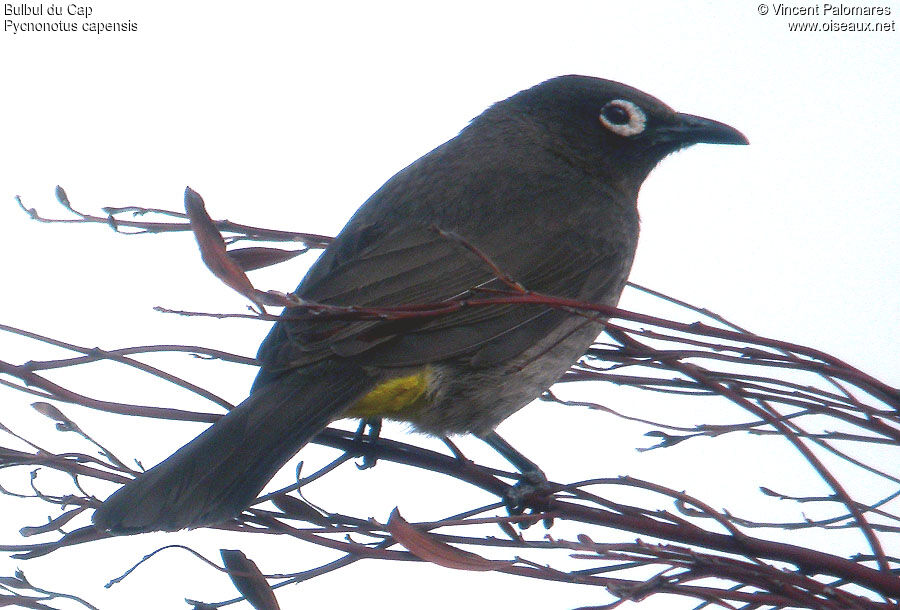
[479,430,552,518]
[352,417,383,470]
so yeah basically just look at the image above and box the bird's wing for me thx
[256,216,629,377]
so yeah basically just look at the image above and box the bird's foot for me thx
[504,468,554,528]
[352,418,382,470]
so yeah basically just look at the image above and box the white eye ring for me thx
[599,99,647,137]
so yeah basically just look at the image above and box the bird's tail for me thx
[92,363,372,534]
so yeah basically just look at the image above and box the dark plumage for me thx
[93,75,747,533]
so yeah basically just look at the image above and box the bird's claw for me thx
[352,418,382,470]
[503,469,554,528]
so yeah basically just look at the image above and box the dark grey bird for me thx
[92,75,747,533]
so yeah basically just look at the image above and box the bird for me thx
[92,75,747,533]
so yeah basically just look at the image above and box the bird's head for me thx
[495,74,748,189]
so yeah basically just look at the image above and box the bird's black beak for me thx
[667,113,749,146]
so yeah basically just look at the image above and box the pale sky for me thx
[1,2,897,609]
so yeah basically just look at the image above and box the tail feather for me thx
[92,363,371,533]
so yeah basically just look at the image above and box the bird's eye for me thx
[599,99,647,137]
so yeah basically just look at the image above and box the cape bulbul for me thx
[93,75,747,533]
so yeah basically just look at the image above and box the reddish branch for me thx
[16,186,331,247]
[1,188,897,609]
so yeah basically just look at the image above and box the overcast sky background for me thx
[1,2,898,609]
